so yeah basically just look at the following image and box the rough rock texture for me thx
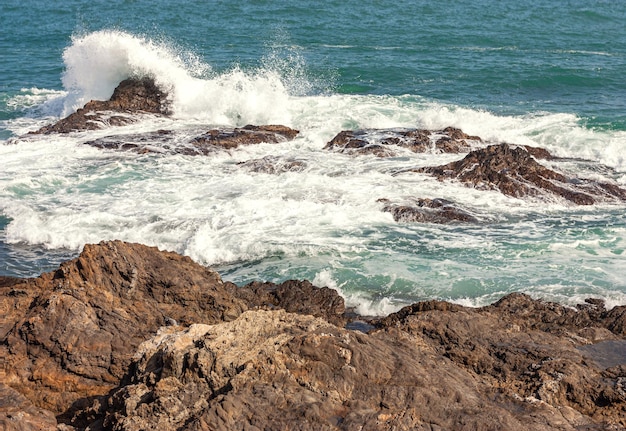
[379,197,479,224]
[33,78,170,134]
[0,241,344,421]
[324,127,480,156]
[81,297,626,430]
[1,242,625,430]
[414,143,626,204]
[82,125,300,155]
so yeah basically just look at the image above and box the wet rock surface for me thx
[379,197,479,224]
[33,78,170,134]
[84,125,300,155]
[324,126,481,156]
[0,242,625,430]
[412,143,626,205]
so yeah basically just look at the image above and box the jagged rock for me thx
[324,126,480,157]
[379,197,479,223]
[33,77,170,134]
[2,243,625,430]
[82,302,625,430]
[238,155,307,174]
[412,143,626,205]
[376,293,626,428]
[0,241,342,421]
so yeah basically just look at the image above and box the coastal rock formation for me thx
[412,143,626,205]
[0,241,344,420]
[0,242,625,430]
[84,125,300,155]
[324,126,481,156]
[189,124,299,152]
[33,77,170,134]
[379,197,479,223]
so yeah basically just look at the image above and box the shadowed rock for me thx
[412,143,626,205]
[379,197,479,223]
[33,77,170,134]
[324,126,481,157]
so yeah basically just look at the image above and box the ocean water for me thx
[1,0,626,314]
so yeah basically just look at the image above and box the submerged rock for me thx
[238,155,307,174]
[33,77,170,134]
[412,143,626,205]
[324,126,481,156]
[84,125,300,155]
[379,197,479,223]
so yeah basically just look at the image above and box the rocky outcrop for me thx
[378,197,479,223]
[0,241,344,420]
[33,78,170,134]
[412,143,626,205]
[1,242,625,430]
[324,126,481,156]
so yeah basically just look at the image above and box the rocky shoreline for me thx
[3,78,625,429]
[0,240,625,430]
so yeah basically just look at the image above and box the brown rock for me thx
[32,77,170,134]
[379,197,479,223]
[324,127,480,156]
[0,383,57,431]
[413,143,626,204]
[86,304,625,430]
[238,279,346,326]
[190,124,299,153]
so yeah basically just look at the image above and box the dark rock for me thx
[32,77,170,134]
[190,124,299,152]
[0,383,57,431]
[83,125,300,155]
[412,143,626,205]
[238,155,307,174]
[324,126,480,156]
[379,197,479,223]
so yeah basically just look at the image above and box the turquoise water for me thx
[1,0,626,313]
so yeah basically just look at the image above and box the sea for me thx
[1,0,626,315]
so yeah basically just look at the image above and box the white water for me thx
[2,30,626,314]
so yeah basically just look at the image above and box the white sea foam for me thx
[2,30,626,308]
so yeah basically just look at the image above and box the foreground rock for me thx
[324,126,481,156]
[412,143,626,205]
[378,197,479,223]
[33,78,170,134]
[1,242,625,430]
[0,241,344,420]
